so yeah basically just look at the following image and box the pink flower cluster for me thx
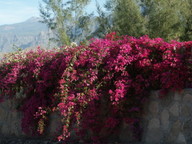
[0,33,192,143]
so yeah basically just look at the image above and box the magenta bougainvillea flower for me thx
[0,33,192,143]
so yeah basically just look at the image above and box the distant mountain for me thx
[0,16,99,54]
[0,17,53,52]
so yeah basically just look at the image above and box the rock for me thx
[181,105,192,118]
[0,137,61,144]
[174,92,182,101]
[12,111,19,120]
[1,100,9,109]
[145,128,163,144]
[0,109,8,125]
[176,133,186,144]
[161,109,169,130]
[46,112,62,137]
[160,92,173,107]
[1,124,11,135]
[172,120,182,136]
[0,107,2,114]
[183,119,192,143]
[169,102,180,117]
[183,94,192,103]
[166,120,182,143]
[10,118,23,136]
[150,91,160,100]
[119,121,134,143]
[149,101,159,116]
[148,118,160,129]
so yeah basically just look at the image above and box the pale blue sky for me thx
[0,0,105,26]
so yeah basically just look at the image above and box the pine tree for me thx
[111,0,146,37]
[143,0,191,41]
[102,0,192,41]
[40,0,192,42]
[39,0,91,46]
[90,0,113,38]
[180,0,192,41]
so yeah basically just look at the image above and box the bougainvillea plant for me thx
[0,33,192,143]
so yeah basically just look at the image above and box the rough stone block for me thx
[174,91,182,101]
[166,120,182,143]
[172,120,182,135]
[1,124,11,135]
[150,91,160,100]
[160,92,173,107]
[161,109,169,130]
[0,109,8,123]
[46,112,62,137]
[148,118,160,129]
[183,119,192,143]
[169,102,180,117]
[176,133,186,144]
[181,105,192,118]
[183,94,192,103]
[149,101,159,116]
[10,119,22,136]
[119,121,134,143]
[145,128,163,144]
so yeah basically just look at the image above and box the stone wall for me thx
[0,98,62,139]
[141,89,192,144]
[0,89,192,144]
[0,99,23,137]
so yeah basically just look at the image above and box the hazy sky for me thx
[0,0,105,26]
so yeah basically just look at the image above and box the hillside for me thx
[0,17,52,52]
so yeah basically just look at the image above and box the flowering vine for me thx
[0,33,192,143]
